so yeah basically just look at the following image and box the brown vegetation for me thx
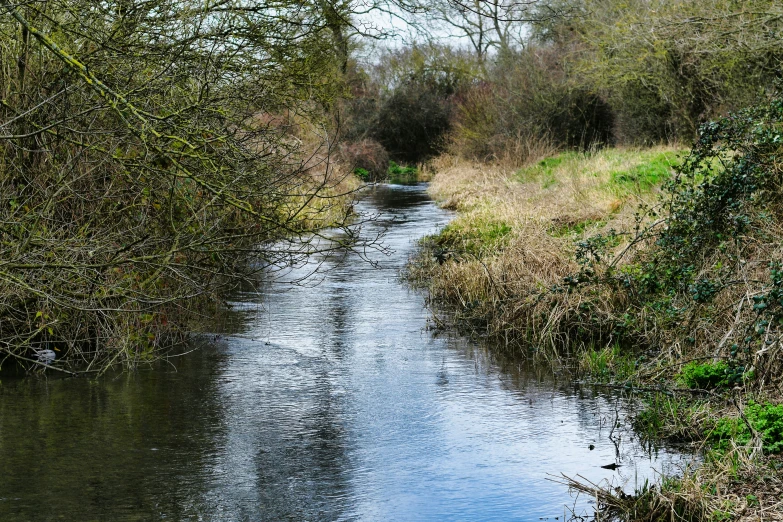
[0,0,365,372]
[409,148,679,356]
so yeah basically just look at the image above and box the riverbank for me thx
[0,183,688,521]
[409,147,679,354]
[1,156,361,375]
[409,144,783,520]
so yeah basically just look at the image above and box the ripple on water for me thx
[0,184,694,522]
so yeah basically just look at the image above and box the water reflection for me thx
[0,346,229,521]
[0,184,692,521]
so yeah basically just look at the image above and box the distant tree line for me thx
[340,0,783,167]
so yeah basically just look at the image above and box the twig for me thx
[0,348,80,376]
[589,382,720,396]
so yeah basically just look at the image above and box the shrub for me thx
[339,139,390,180]
[571,0,782,144]
[580,89,783,384]
[366,45,477,164]
[609,81,677,145]
[451,47,614,161]
[374,82,452,163]
[0,1,358,371]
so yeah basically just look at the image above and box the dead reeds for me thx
[410,147,680,360]
[411,140,783,521]
[553,442,783,522]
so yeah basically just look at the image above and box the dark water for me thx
[0,184,691,521]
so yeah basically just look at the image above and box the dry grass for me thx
[412,145,783,522]
[429,146,678,217]
[557,447,783,521]
[412,146,682,357]
[416,146,783,394]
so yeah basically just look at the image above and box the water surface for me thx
[0,184,691,521]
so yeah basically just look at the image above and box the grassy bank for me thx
[409,139,783,519]
[410,147,680,356]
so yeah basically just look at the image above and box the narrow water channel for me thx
[0,184,690,521]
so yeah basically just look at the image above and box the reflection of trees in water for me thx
[200,265,356,521]
[256,366,352,520]
[0,345,229,521]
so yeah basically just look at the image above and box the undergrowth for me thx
[387,161,419,184]
[709,402,783,454]
[412,89,783,520]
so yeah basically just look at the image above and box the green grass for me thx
[608,151,680,195]
[388,161,419,184]
[579,344,636,382]
[516,151,580,187]
[515,149,682,195]
[633,395,705,443]
[436,218,512,257]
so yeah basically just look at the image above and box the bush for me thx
[0,1,358,371]
[578,89,783,384]
[374,82,453,163]
[339,139,390,180]
[610,81,677,145]
[642,94,783,298]
[356,45,477,164]
[570,0,783,144]
[451,46,614,162]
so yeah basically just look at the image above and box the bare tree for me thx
[415,0,540,63]
[0,0,379,372]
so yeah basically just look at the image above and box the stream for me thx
[0,183,692,521]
